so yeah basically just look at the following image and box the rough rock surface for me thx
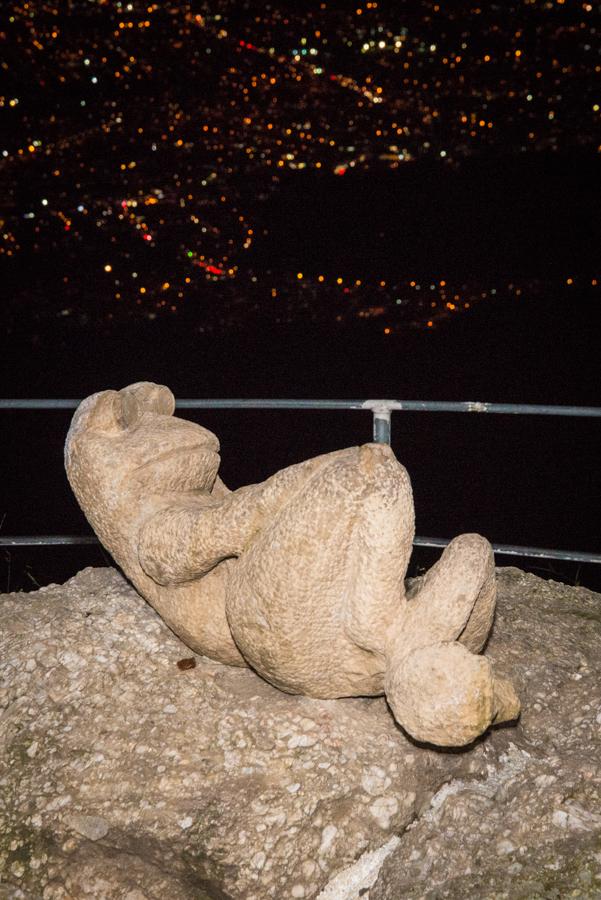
[1,566,600,899]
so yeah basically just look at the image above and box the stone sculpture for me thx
[65,382,519,747]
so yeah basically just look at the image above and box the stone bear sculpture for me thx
[65,381,519,747]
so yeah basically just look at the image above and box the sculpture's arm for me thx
[138,447,358,585]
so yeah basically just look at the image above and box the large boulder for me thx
[0,566,599,899]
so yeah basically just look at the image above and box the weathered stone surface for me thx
[65,382,519,747]
[0,566,599,899]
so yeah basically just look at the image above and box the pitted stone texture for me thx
[370,567,601,900]
[64,383,519,747]
[1,567,598,899]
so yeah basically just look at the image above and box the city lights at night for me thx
[1,0,599,334]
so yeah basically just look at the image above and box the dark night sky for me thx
[0,0,599,590]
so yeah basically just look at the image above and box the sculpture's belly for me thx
[224,443,409,697]
[227,599,386,697]
[226,564,386,697]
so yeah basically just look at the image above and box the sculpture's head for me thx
[65,382,220,501]
[385,641,520,747]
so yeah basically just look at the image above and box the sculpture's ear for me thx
[69,390,122,435]
[118,382,175,417]
[66,391,123,469]
[70,384,176,436]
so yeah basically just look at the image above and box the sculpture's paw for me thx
[385,641,520,747]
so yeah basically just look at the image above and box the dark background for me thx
[1,0,599,591]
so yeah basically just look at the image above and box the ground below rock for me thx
[0,567,599,899]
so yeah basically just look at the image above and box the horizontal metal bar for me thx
[0,399,364,410]
[178,399,366,410]
[1,534,599,564]
[376,401,601,418]
[414,537,601,565]
[0,536,100,546]
[0,399,599,417]
[0,400,83,409]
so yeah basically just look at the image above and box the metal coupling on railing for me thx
[361,400,404,444]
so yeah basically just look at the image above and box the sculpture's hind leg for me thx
[398,533,496,652]
[383,533,517,747]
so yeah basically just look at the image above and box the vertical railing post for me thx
[372,407,392,445]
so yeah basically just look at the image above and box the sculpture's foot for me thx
[384,641,520,747]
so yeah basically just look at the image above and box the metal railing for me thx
[1,397,600,565]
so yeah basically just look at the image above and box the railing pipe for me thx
[1,398,600,417]
[1,534,599,565]
[1,398,598,565]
